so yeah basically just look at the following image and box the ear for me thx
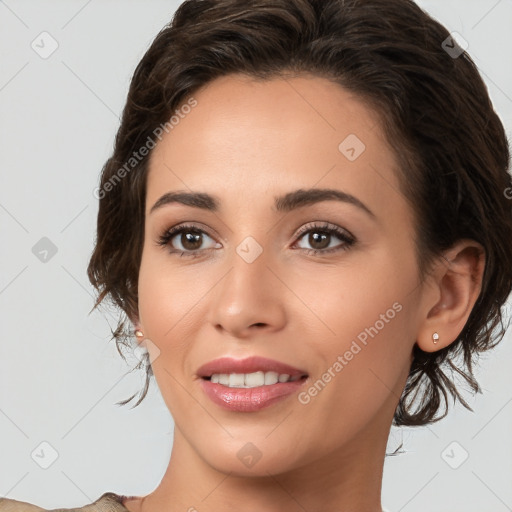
[416,239,485,353]
[128,312,143,336]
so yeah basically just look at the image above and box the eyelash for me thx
[156,222,356,258]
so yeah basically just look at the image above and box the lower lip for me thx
[200,379,306,412]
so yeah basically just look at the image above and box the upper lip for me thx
[196,356,308,378]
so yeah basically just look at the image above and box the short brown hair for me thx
[87,0,512,426]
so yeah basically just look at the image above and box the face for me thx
[137,74,423,477]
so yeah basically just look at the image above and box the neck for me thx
[138,419,390,512]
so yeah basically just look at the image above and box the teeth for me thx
[264,371,279,385]
[208,371,300,388]
[229,373,245,387]
[245,371,264,387]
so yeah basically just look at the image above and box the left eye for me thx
[293,224,355,253]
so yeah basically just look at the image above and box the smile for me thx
[197,356,309,412]
[207,371,303,388]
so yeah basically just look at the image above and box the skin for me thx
[124,74,485,512]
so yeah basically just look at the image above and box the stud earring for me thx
[134,329,144,338]
[432,332,439,344]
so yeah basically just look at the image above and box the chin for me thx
[205,452,301,478]
[193,435,311,478]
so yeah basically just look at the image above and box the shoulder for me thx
[0,493,129,512]
[0,496,45,512]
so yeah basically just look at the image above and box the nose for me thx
[207,247,287,339]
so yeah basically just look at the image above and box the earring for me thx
[134,329,144,338]
[432,332,439,344]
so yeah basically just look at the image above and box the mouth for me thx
[203,371,306,387]
[197,355,308,385]
[197,356,309,412]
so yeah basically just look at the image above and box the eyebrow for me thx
[150,188,376,219]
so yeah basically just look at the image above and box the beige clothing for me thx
[0,493,132,512]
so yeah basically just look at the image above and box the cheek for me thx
[291,249,417,412]
[290,246,414,346]
[136,254,202,413]
[137,250,207,340]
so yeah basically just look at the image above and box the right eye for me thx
[157,223,221,257]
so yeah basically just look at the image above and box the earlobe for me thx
[132,318,145,340]
[128,313,145,340]
[416,240,485,353]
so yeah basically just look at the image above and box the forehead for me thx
[146,73,405,220]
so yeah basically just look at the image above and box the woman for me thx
[2,0,511,510]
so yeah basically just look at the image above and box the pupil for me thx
[182,231,202,250]
[310,232,329,250]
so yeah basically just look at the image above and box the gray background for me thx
[0,1,511,511]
